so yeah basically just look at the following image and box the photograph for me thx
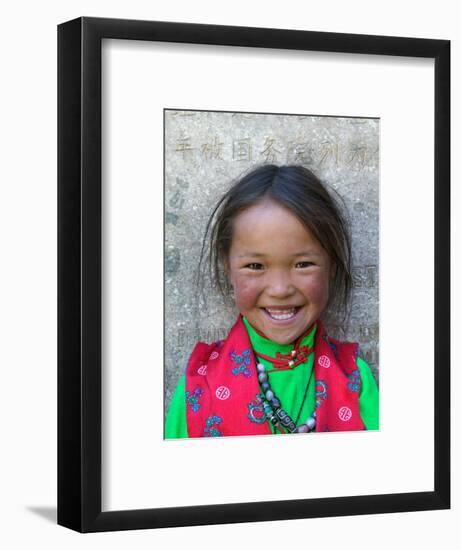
[0,0,457,547]
[164,109,380,438]
[55,14,450,532]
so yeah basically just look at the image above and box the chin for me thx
[262,323,309,345]
[270,334,296,345]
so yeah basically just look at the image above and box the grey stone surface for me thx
[164,110,379,412]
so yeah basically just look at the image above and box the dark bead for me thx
[276,408,287,420]
[261,382,270,392]
[278,411,295,428]
[258,372,268,383]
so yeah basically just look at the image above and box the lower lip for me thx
[262,307,302,325]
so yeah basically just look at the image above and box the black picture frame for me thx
[58,16,450,532]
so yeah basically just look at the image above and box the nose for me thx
[265,269,296,298]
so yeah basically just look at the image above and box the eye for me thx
[245,263,264,270]
[296,261,314,268]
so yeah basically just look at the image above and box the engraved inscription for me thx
[201,136,224,160]
[233,138,252,161]
[260,137,281,163]
[286,141,314,164]
[352,265,378,288]
[175,133,194,158]
[318,140,339,167]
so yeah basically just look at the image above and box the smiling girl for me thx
[165,164,379,438]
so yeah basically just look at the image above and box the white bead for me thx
[306,417,316,429]
[256,363,266,373]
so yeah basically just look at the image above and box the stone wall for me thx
[164,109,379,412]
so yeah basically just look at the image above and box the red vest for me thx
[185,316,364,437]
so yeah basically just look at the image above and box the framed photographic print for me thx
[58,17,450,532]
[163,109,380,442]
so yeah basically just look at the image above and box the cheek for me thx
[303,274,330,306]
[232,276,261,309]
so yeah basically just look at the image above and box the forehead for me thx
[230,199,322,254]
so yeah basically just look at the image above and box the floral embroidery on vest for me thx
[247,394,266,424]
[315,380,328,408]
[186,386,204,412]
[204,415,223,437]
[230,349,252,377]
[347,369,361,393]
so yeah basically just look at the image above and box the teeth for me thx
[265,308,297,320]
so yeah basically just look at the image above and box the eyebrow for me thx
[293,251,323,257]
[237,251,322,258]
[237,252,265,258]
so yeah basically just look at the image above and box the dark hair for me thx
[196,164,352,316]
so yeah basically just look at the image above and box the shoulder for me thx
[185,317,244,376]
[319,332,359,369]
[191,337,226,359]
[186,337,226,375]
[356,355,378,386]
[356,354,369,369]
[186,317,242,368]
[317,322,358,356]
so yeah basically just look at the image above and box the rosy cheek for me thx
[232,277,260,309]
[304,275,330,305]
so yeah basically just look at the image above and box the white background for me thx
[0,0,458,548]
[103,41,433,510]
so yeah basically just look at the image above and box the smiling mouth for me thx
[262,306,302,321]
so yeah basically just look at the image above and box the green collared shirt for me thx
[165,317,379,438]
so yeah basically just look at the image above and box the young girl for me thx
[165,164,379,438]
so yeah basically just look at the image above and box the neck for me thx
[241,315,317,372]
[241,314,316,346]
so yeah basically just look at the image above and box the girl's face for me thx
[226,198,331,345]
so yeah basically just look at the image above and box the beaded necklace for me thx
[250,321,318,434]
[256,361,317,434]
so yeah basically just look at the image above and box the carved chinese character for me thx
[201,137,224,160]
[169,190,185,210]
[165,211,179,225]
[233,138,252,161]
[365,265,378,288]
[351,265,378,288]
[175,134,194,158]
[318,140,339,167]
[348,144,367,169]
[260,137,281,163]
[176,177,190,189]
[287,141,314,164]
